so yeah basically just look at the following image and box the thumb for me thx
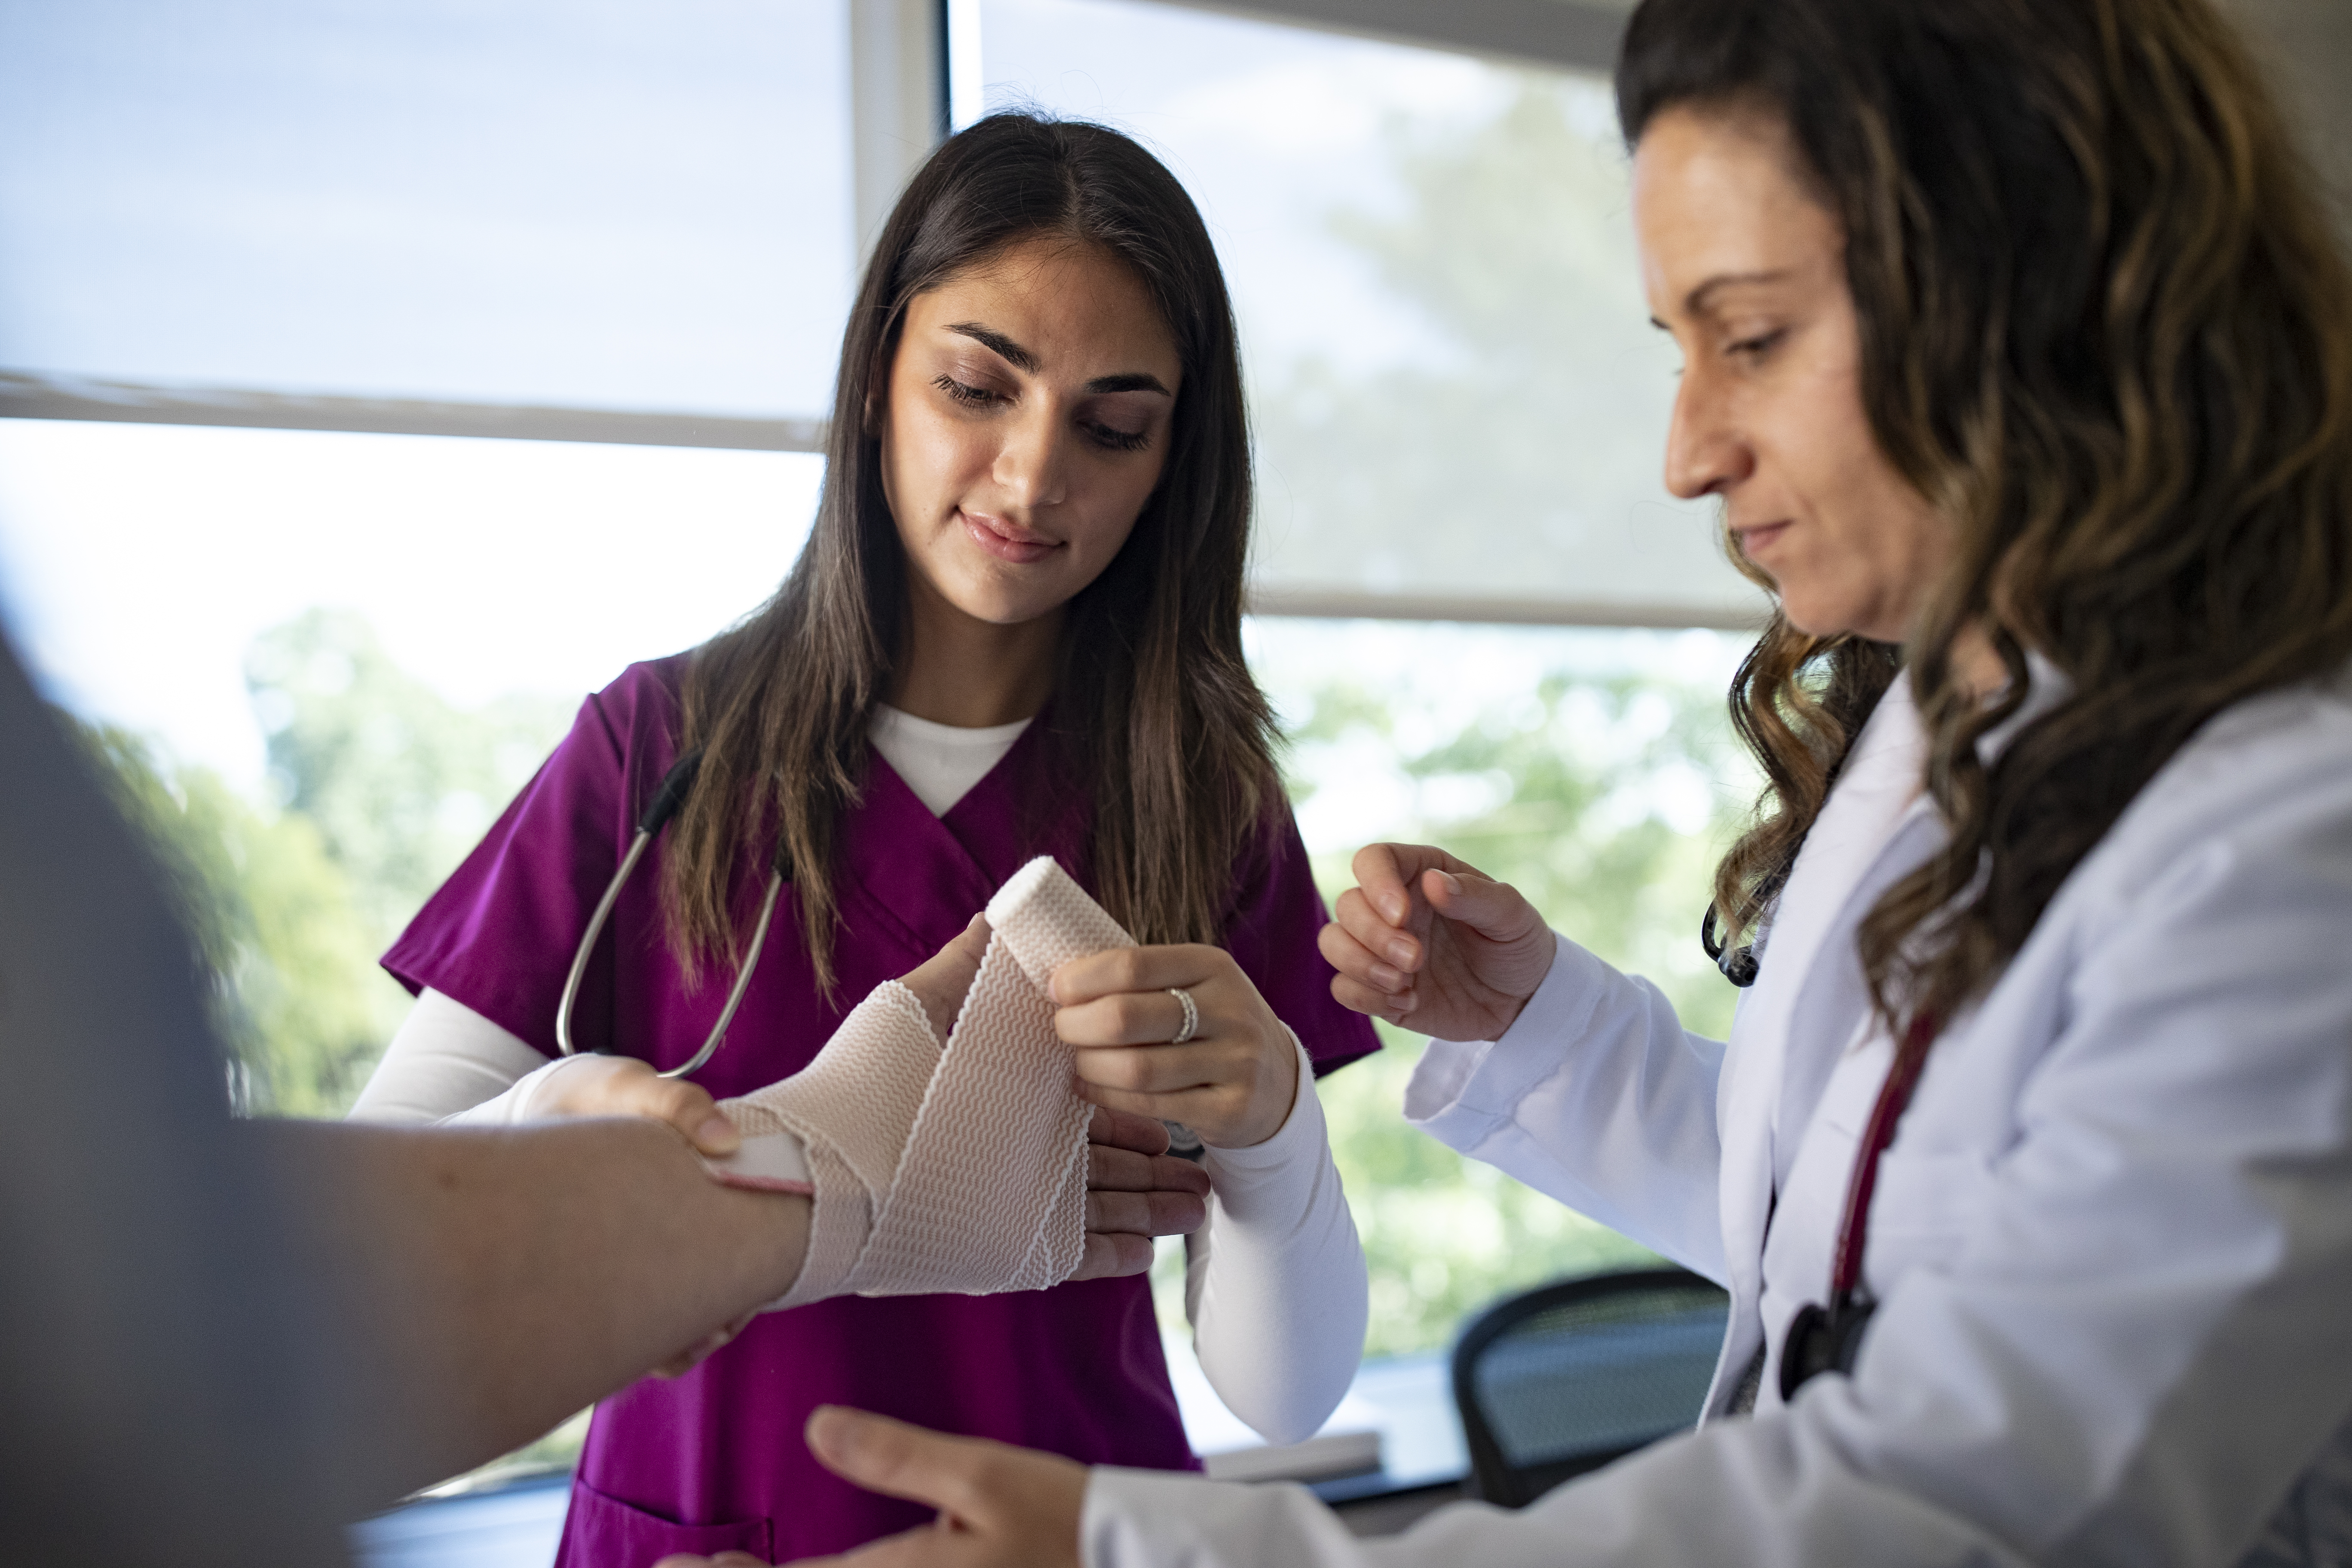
[1421,866,1537,941]
[805,1406,985,1517]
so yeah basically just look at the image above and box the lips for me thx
[959,508,1062,566]
[1732,520,1793,558]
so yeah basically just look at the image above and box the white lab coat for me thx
[1084,669,2352,1567]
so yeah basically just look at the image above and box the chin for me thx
[940,580,1065,629]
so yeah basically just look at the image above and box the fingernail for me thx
[1437,871,1462,896]
[696,1112,739,1150]
[1386,940,1413,968]
[1369,962,1403,990]
[1380,894,1407,924]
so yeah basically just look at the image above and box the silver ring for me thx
[1166,987,1199,1045]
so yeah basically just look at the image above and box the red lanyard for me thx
[1829,1011,1940,1302]
[1779,1010,1942,1400]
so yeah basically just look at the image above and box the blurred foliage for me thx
[1291,670,1749,1358]
[249,609,571,946]
[1250,74,1724,606]
[76,722,382,1115]
[75,610,568,1117]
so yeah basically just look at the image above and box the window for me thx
[0,0,853,420]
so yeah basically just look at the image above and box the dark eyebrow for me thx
[945,322,1039,372]
[944,322,1170,396]
[1685,269,1796,314]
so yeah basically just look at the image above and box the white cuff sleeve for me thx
[1084,1468,1370,1568]
[346,989,552,1124]
[1187,1028,1369,1446]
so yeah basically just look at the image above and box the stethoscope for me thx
[1701,888,1937,1398]
[554,748,785,1081]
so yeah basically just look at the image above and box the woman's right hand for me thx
[515,1054,742,1157]
[1320,842,1556,1041]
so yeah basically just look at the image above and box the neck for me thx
[888,581,1062,729]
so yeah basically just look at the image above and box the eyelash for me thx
[935,374,1001,407]
[1727,328,1786,360]
[1087,423,1152,453]
[935,374,1153,453]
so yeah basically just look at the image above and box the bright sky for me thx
[0,420,821,784]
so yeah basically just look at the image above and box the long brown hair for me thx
[665,113,1279,990]
[1620,0,2352,1037]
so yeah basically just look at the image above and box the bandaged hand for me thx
[703,858,1200,1308]
[1049,944,1300,1149]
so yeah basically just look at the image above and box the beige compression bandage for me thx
[702,856,1133,1307]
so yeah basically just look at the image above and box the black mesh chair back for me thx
[1450,1266,1730,1507]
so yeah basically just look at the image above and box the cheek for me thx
[885,404,992,519]
[1075,453,1169,558]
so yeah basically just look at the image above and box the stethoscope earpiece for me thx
[1700,903,1761,988]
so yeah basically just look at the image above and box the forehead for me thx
[905,237,1180,377]
[1630,106,1841,309]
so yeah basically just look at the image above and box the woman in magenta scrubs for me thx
[347,113,1378,1562]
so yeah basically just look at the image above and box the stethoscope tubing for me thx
[555,748,780,1081]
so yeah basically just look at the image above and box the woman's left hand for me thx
[653,1406,1086,1568]
[1049,945,1298,1149]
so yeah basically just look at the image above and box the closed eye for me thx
[935,374,1004,407]
[1085,420,1152,453]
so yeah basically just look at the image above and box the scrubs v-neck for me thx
[382,657,1378,1562]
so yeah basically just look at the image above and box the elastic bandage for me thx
[704,856,1132,1306]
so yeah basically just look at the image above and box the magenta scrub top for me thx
[383,657,1378,1564]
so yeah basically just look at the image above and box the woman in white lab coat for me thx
[658,0,2352,1564]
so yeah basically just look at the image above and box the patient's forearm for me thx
[249,1117,807,1508]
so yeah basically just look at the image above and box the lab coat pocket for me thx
[555,1475,772,1566]
[1864,1146,1994,1292]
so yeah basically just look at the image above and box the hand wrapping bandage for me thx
[702,856,1134,1306]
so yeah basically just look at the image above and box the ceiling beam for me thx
[0,372,825,453]
[1148,0,1628,75]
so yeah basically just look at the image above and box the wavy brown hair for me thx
[1621,0,2352,1041]
[664,114,1278,991]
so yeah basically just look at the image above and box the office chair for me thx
[1450,1266,1729,1507]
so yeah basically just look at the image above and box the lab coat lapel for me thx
[1712,681,1931,1347]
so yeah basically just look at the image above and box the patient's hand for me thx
[517,916,993,1164]
[900,914,1210,1278]
[900,913,992,1041]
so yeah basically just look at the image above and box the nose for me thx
[992,401,1070,514]
[1662,364,1752,502]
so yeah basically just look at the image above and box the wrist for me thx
[1201,1029,1317,1164]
